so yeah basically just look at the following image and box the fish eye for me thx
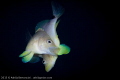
[42,60,46,64]
[47,40,52,44]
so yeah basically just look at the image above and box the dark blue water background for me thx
[0,0,113,79]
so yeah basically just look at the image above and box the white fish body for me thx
[19,1,70,72]
[19,29,60,63]
[36,1,64,47]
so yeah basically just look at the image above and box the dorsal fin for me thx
[35,20,50,32]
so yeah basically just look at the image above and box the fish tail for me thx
[51,1,64,18]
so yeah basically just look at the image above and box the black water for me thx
[0,0,113,79]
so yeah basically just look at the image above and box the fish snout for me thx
[49,47,60,55]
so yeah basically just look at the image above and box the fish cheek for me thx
[38,39,52,50]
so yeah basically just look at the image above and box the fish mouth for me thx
[48,47,60,55]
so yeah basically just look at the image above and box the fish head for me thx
[37,30,60,55]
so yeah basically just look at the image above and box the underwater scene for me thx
[0,0,113,79]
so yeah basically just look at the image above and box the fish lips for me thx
[48,47,60,55]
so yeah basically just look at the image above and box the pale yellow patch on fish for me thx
[42,54,58,72]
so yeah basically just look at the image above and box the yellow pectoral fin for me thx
[19,51,30,57]
[22,51,34,63]
[57,44,71,55]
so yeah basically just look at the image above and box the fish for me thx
[36,1,64,47]
[19,29,60,63]
[19,1,71,72]
[36,1,70,55]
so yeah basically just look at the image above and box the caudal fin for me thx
[51,1,64,18]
